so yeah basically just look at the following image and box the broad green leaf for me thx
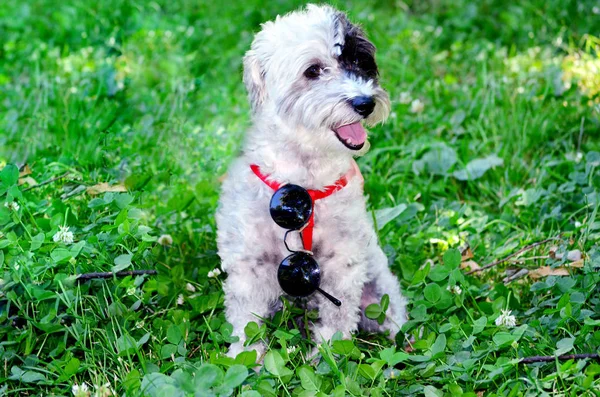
[443,248,461,268]
[331,340,356,355]
[493,332,517,347]
[584,318,600,326]
[137,333,151,348]
[413,144,458,176]
[115,193,134,209]
[141,373,178,396]
[235,350,257,367]
[358,363,377,380]
[0,164,19,186]
[241,392,262,397]
[223,365,248,389]
[374,204,407,230]
[555,337,575,355]
[298,366,321,391]
[428,265,450,281]
[166,325,183,344]
[452,154,503,181]
[423,385,444,397]
[116,335,137,355]
[424,283,442,303]
[195,364,223,389]
[112,254,132,272]
[256,380,277,397]
[264,351,292,377]
[30,232,44,251]
[244,322,259,338]
[431,334,446,356]
[20,371,47,383]
[70,240,85,257]
[8,185,22,200]
[380,294,390,312]
[380,347,409,366]
[160,344,177,359]
[516,188,545,207]
[344,376,362,396]
[50,248,72,263]
[62,358,80,379]
[331,385,346,397]
[411,262,430,285]
[88,198,106,208]
[365,303,382,320]
[447,383,463,396]
[472,316,487,335]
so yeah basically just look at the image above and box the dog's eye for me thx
[304,64,322,79]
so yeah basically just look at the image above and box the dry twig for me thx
[77,269,157,281]
[520,353,600,364]
[503,268,530,284]
[23,172,70,192]
[466,237,559,275]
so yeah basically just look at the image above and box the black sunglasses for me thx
[269,184,342,307]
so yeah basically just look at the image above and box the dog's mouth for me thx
[333,122,366,150]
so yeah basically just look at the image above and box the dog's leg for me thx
[358,244,408,338]
[223,271,278,358]
[311,264,365,344]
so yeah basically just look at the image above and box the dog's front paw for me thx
[227,341,266,362]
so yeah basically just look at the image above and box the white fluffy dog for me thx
[216,4,407,357]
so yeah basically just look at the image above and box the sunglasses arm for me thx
[317,288,342,307]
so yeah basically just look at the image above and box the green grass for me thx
[1,0,600,395]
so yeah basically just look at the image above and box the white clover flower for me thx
[95,382,115,397]
[157,234,173,246]
[410,99,425,113]
[4,201,20,211]
[495,309,517,328]
[185,283,196,292]
[286,346,297,355]
[399,91,412,104]
[177,294,184,305]
[207,268,222,278]
[447,285,462,295]
[53,226,74,245]
[72,383,90,397]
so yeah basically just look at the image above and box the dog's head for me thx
[243,4,390,154]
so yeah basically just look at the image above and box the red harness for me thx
[250,163,360,251]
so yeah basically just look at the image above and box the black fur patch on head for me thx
[335,13,378,81]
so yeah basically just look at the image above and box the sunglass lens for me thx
[277,252,320,297]
[269,184,312,230]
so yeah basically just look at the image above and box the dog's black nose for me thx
[350,96,375,118]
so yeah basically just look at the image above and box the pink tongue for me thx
[335,122,367,145]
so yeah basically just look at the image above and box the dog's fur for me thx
[216,4,407,357]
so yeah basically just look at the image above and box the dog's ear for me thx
[243,50,266,112]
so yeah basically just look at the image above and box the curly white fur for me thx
[216,4,407,358]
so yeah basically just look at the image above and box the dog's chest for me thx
[306,187,371,263]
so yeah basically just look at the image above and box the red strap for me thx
[250,164,352,251]
[250,164,282,191]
